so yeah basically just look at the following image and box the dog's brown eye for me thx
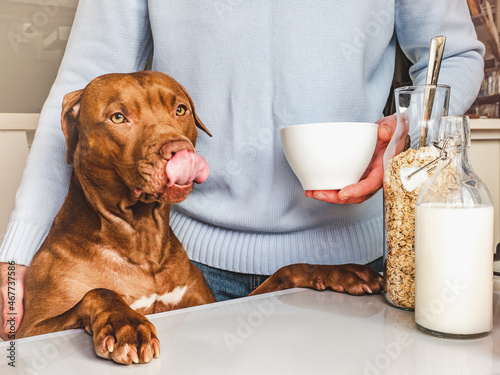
[110,113,125,124]
[176,105,187,116]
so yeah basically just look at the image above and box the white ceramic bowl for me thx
[280,122,378,190]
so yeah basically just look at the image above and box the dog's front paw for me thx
[317,263,384,295]
[252,263,384,296]
[91,310,160,364]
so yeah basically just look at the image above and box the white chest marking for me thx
[157,285,188,305]
[130,294,157,310]
[130,286,188,311]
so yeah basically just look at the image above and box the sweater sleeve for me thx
[0,0,153,265]
[395,0,485,116]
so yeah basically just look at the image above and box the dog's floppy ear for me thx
[178,84,212,137]
[61,89,84,164]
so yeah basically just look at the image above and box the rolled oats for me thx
[383,147,439,309]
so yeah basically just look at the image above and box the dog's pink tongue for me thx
[166,149,209,187]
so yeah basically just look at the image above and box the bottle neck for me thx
[417,116,493,207]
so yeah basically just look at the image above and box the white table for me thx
[1,288,498,374]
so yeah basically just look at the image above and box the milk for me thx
[415,203,494,336]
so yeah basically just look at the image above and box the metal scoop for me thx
[418,36,446,147]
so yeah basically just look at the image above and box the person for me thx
[0,0,484,340]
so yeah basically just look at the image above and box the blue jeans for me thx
[192,257,383,302]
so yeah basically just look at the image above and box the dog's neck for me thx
[68,165,174,266]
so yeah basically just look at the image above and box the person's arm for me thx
[0,0,153,339]
[395,0,485,116]
[0,263,26,340]
[308,0,484,204]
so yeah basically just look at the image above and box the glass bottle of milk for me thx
[415,115,494,339]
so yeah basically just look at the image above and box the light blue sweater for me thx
[0,0,484,274]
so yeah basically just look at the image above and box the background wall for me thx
[0,0,78,113]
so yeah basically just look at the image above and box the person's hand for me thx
[305,115,398,204]
[0,262,27,340]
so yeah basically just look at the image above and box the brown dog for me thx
[16,71,383,364]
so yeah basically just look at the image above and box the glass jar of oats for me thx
[382,85,450,310]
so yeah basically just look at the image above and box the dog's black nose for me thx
[159,140,195,160]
